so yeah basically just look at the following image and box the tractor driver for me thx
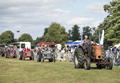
[83,35,89,51]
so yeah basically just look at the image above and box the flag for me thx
[99,31,100,46]
[81,33,82,46]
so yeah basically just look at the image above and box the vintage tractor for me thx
[19,48,34,60]
[5,45,17,58]
[74,35,113,70]
[0,44,5,57]
[36,42,56,62]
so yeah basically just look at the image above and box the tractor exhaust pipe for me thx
[89,35,95,60]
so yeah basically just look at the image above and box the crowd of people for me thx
[109,46,120,66]
[55,45,76,62]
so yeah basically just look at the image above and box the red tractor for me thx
[19,48,34,60]
[5,45,17,58]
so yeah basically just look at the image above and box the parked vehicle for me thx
[5,45,17,58]
[37,42,56,62]
[0,44,5,57]
[14,42,31,57]
[19,48,34,60]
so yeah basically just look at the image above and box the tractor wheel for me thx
[49,59,53,62]
[107,57,113,70]
[84,57,90,70]
[101,48,107,68]
[5,52,8,58]
[74,48,85,68]
[22,55,25,60]
[30,57,32,60]
[2,53,4,57]
[37,51,41,62]
[19,52,22,60]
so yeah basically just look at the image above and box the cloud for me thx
[0,0,109,40]
[85,1,108,15]
[85,2,106,10]
[0,0,74,39]
[67,17,94,25]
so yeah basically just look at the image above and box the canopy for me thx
[37,42,56,46]
[114,43,120,48]
[64,42,79,47]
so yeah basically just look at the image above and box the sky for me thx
[0,0,112,40]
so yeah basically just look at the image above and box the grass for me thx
[0,56,120,83]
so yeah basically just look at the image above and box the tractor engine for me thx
[92,46,102,60]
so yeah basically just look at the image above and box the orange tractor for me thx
[74,36,113,70]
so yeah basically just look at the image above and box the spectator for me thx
[14,45,17,50]
[111,46,114,53]
[78,42,81,46]
[68,46,71,52]
[43,45,48,51]
[63,47,66,53]
[113,47,117,62]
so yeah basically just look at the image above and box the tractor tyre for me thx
[107,57,113,70]
[49,59,53,62]
[101,48,107,68]
[84,57,90,70]
[2,52,4,57]
[19,52,23,60]
[37,51,41,62]
[74,48,85,68]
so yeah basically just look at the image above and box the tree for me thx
[0,30,14,45]
[68,25,80,41]
[82,26,92,39]
[103,0,120,45]
[44,22,68,47]
[92,0,120,45]
[92,23,104,43]
[43,28,48,36]
[34,37,41,45]
[68,30,72,40]
[19,33,33,45]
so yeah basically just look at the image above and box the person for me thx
[14,45,17,50]
[43,45,48,51]
[78,42,81,46]
[113,47,117,62]
[83,35,89,51]
[111,46,114,53]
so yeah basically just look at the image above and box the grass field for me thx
[0,56,120,83]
